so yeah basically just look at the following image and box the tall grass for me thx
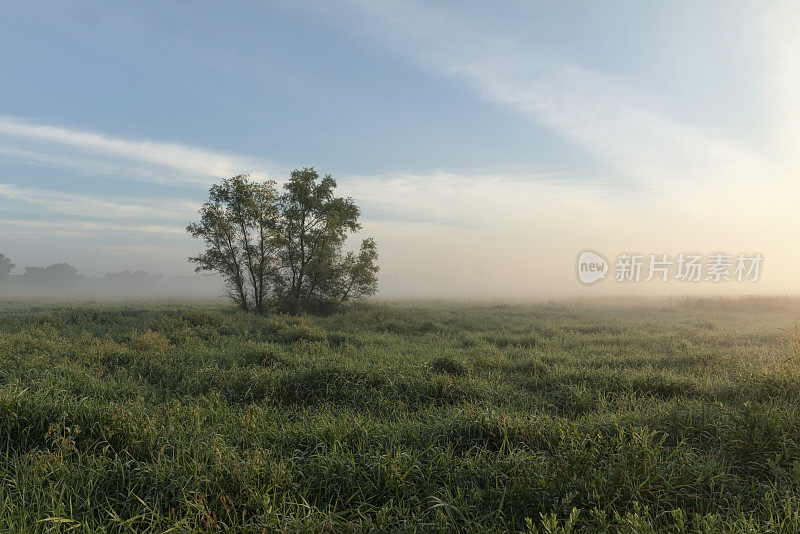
[2,298,800,532]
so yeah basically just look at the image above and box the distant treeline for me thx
[0,255,220,297]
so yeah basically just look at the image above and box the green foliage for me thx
[3,298,800,531]
[187,169,379,315]
[525,507,580,534]
[187,175,279,312]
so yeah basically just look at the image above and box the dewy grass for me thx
[3,298,800,532]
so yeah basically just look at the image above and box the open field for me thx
[4,298,800,532]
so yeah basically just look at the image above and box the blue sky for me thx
[1,1,799,295]
[1,1,580,174]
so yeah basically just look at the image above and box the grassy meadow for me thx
[3,297,800,532]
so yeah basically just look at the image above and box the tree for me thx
[274,168,378,314]
[21,263,82,286]
[187,175,279,312]
[187,169,378,314]
[0,252,14,280]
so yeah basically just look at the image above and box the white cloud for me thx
[0,115,284,184]
[758,2,800,163]
[316,0,791,193]
[0,218,185,238]
[341,170,619,228]
[0,183,197,221]
[450,57,770,190]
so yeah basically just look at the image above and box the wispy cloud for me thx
[318,0,791,194]
[0,218,185,238]
[0,184,197,221]
[0,115,283,184]
[758,1,800,163]
[451,57,769,190]
[342,170,619,228]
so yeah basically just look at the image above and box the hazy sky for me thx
[1,1,799,296]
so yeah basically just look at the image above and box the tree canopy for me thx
[0,252,14,279]
[187,168,378,314]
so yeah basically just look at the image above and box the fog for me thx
[0,263,222,298]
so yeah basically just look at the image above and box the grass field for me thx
[4,298,800,532]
